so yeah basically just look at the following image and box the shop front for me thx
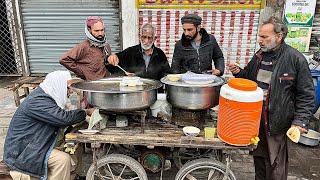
[136,0,264,73]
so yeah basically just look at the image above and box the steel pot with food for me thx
[161,73,225,110]
[70,77,162,111]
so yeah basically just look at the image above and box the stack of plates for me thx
[181,73,217,85]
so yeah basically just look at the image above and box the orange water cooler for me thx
[217,78,263,146]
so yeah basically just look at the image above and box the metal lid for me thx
[70,77,162,93]
[161,75,225,87]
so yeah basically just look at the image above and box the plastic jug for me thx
[217,78,263,146]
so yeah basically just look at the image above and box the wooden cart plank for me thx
[65,127,254,150]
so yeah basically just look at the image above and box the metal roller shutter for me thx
[20,0,120,74]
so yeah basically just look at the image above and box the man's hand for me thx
[291,124,308,134]
[107,54,119,66]
[85,108,96,116]
[227,63,241,74]
[80,96,89,109]
[212,69,221,76]
[80,95,93,109]
[202,69,221,76]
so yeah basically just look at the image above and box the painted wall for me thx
[120,0,263,74]
[121,0,139,49]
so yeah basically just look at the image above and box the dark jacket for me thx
[3,88,86,178]
[107,44,171,80]
[234,43,315,135]
[171,28,225,75]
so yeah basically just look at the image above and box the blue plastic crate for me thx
[311,70,320,113]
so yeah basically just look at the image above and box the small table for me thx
[7,76,44,106]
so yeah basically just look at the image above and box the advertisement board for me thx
[284,0,317,52]
[137,0,263,10]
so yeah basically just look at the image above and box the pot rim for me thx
[161,76,226,87]
[70,77,162,93]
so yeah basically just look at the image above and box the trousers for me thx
[10,149,74,180]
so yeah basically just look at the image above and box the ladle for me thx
[116,65,134,76]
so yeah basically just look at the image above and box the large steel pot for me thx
[161,76,225,110]
[70,77,162,111]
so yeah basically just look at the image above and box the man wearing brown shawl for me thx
[60,16,111,80]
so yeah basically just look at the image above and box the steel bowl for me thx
[70,77,162,111]
[161,75,225,110]
[299,129,320,146]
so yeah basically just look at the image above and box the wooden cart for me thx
[65,116,255,180]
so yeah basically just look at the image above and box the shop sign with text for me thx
[137,0,263,9]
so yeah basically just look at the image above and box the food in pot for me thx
[120,76,143,87]
[167,74,181,82]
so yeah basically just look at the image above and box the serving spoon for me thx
[116,65,135,76]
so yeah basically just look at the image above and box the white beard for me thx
[260,37,278,52]
[141,43,153,50]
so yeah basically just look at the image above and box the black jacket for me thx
[234,43,315,135]
[3,88,86,178]
[171,28,225,75]
[107,44,171,80]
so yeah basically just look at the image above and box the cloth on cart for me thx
[88,109,108,129]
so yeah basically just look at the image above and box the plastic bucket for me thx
[217,78,263,146]
[311,70,320,113]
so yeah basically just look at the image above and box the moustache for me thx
[96,35,105,41]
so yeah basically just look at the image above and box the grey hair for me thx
[140,23,156,37]
[262,16,288,41]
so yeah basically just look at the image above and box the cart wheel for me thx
[86,154,148,180]
[173,148,223,169]
[175,158,236,180]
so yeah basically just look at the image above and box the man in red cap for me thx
[60,16,112,80]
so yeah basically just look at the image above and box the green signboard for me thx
[284,0,317,52]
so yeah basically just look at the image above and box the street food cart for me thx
[65,76,255,180]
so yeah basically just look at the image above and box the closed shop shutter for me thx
[137,2,263,74]
[310,0,320,52]
[20,0,120,74]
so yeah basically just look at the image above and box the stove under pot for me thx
[171,107,208,127]
[99,109,149,133]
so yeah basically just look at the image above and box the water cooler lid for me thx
[228,78,257,91]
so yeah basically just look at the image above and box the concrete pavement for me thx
[0,77,17,117]
[0,77,17,161]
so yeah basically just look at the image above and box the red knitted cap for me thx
[86,16,103,28]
